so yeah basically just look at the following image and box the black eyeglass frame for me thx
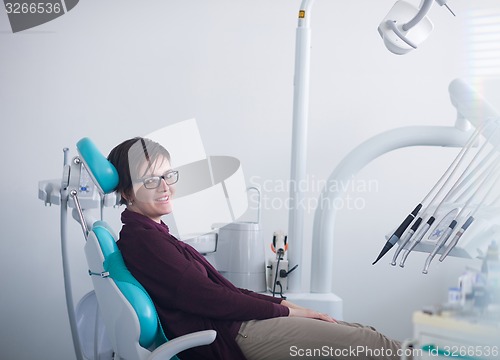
[136,170,179,189]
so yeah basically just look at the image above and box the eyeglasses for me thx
[138,170,179,189]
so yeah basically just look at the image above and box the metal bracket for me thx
[88,270,109,278]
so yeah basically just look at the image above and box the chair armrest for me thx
[147,330,217,360]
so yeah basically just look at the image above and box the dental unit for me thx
[372,79,500,274]
[373,121,487,266]
[398,127,500,268]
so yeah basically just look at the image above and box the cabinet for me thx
[410,311,500,360]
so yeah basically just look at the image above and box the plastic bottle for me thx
[485,241,500,305]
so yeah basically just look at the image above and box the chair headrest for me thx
[76,137,119,194]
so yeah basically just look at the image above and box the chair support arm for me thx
[147,330,217,360]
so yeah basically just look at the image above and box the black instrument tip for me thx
[372,243,392,265]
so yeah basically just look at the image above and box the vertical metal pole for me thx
[288,0,315,292]
[60,158,85,360]
[61,198,84,360]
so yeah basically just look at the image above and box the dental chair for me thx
[73,138,216,360]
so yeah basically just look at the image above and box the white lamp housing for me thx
[378,0,434,55]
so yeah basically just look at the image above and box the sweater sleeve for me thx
[238,288,284,304]
[120,226,289,322]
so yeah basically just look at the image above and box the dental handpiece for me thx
[399,216,435,267]
[390,217,423,266]
[422,220,457,274]
[439,216,475,262]
[372,204,422,265]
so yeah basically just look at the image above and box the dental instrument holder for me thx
[38,151,118,360]
[268,231,289,297]
[417,81,500,260]
[393,80,500,270]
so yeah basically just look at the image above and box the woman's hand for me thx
[280,299,304,310]
[283,300,337,323]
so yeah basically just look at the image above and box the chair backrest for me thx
[77,137,173,360]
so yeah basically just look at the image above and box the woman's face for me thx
[126,156,175,223]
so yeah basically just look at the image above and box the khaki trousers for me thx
[235,317,407,360]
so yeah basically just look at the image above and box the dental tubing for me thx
[423,161,500,273]
[439,165,500,262]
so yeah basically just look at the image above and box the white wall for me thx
[0,1,497,359]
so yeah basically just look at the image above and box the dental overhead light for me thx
[378,0,455,55]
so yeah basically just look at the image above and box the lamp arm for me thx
[402,0,434,31]
[386,20,418,48]
[298,0,315,26]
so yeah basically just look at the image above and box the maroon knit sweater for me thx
[117,209,289,360]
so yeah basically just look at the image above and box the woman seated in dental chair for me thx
[107,137,404,360]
